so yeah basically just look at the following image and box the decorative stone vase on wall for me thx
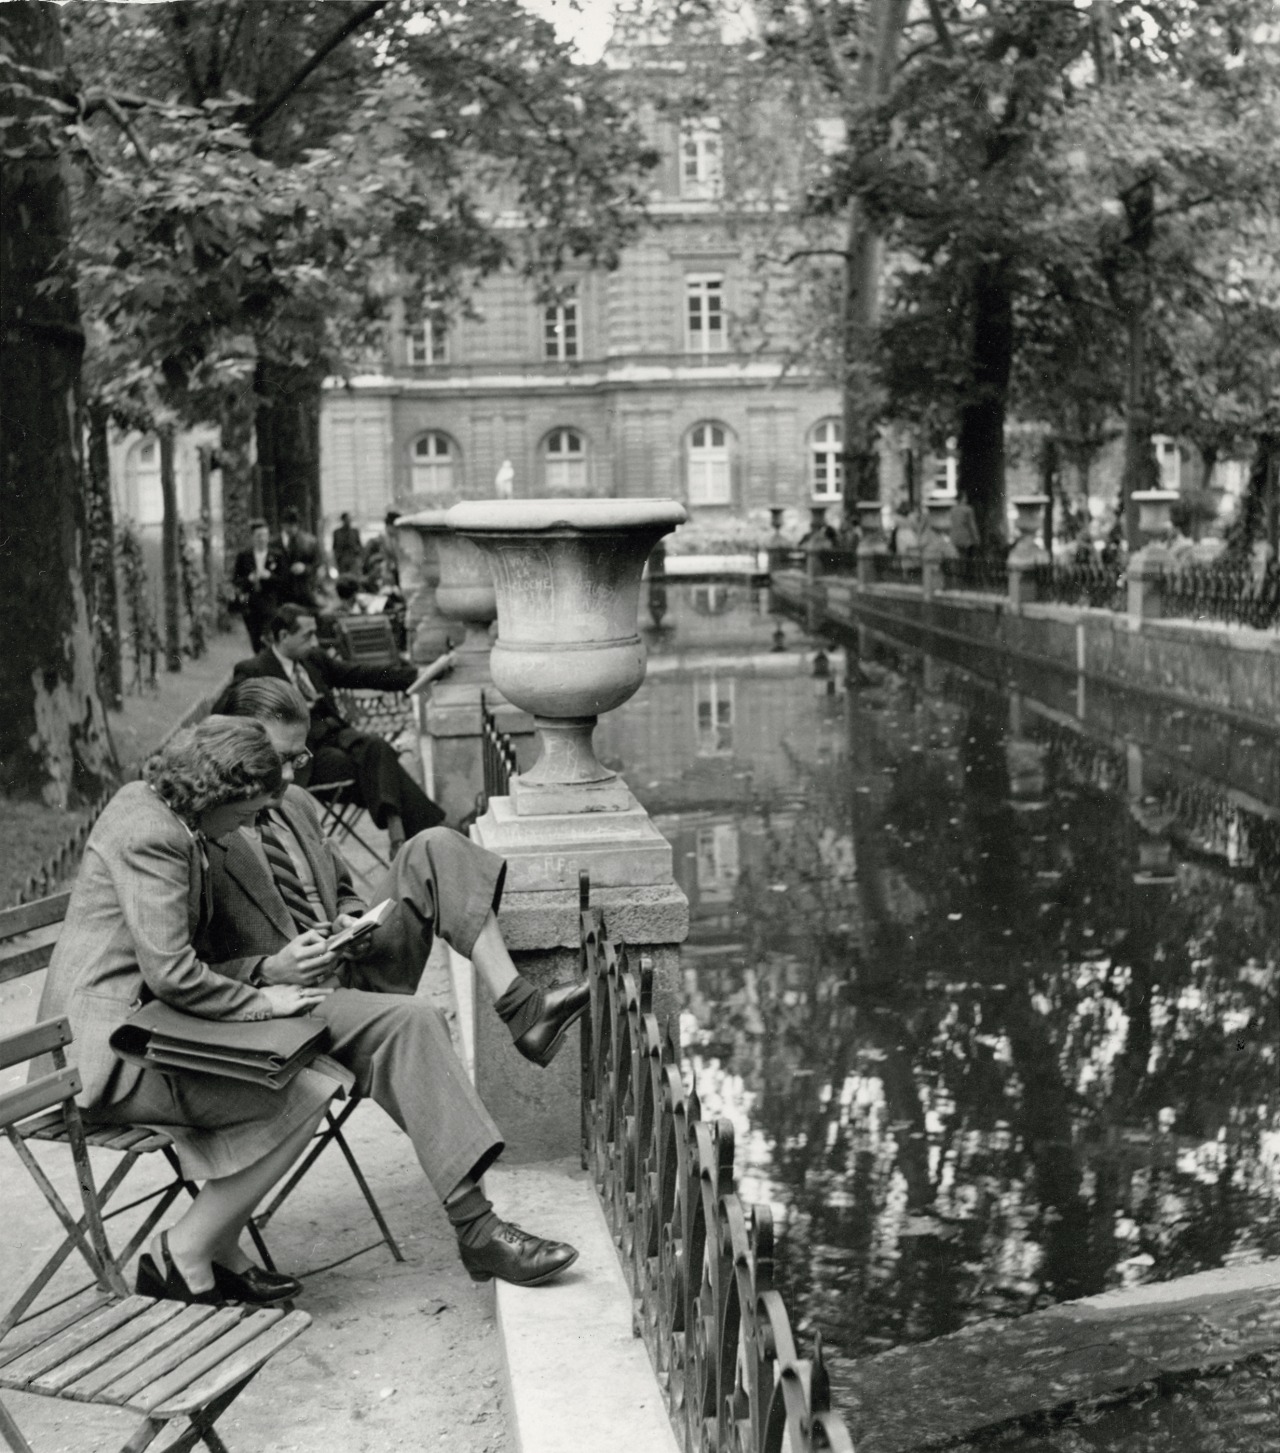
[1131,489,1179,548]
[396,510,454,664]
[446,497,688,815]
[856,500,886,555]
[1008,495,1050,567]
[921,495,959,561]
[433,526,498,686]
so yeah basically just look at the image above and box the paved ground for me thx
[1,856,514,1452]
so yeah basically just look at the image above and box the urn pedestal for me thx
[445,498,691,1160]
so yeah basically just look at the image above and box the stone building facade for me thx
[319,46,844,536]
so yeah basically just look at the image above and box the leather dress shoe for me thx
[212,1261,302,1306]
[514,981,590,1068]
[135,1231,223,1306]
[459,1222,579,1287]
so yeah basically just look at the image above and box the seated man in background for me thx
[201,678,590,1286]
[218,604,451,851]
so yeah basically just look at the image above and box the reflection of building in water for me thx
[695,676,735,755]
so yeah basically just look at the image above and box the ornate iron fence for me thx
[1156,560,1280,631]
[480,690,518,806]
[871,553,922,586]
[940,555,1009,594]
[1029,560,1127,612]
[579,873,855,1452]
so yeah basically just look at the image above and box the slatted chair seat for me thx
[332,687,416,744]
[333,615,401,667]
[2,1019,310,1451]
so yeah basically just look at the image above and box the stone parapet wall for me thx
[774,571,1280,735]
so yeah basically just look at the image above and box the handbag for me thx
[110,1000,329,1090]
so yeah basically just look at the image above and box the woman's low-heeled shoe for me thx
[211,1261,301,1305]
[135,1231,223,1305]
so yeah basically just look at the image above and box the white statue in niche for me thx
[495,459,514,499]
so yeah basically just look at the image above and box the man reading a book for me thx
[200,677,590,1288]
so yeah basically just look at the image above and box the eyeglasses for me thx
[283,748,313,771]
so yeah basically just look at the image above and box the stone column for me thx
[1126,489,1177,627]
[1006,494,1050,610]
[447,498,690,1160]
[766,505,787,573]
[424,526,533,827]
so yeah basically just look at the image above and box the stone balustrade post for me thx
[1126,489,1178,628]
[1006,494,1050,611]
[446,499,691,1160]
[855,500,885,588]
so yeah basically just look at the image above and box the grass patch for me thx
[0,801,91,907]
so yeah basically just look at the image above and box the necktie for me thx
[292,662,319,705]
[258,815,322,931]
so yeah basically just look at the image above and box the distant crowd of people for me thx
[231,508,406,652]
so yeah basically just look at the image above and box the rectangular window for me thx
[406,315,448,366]
[694,677,734,756]
[685,276,725,354]
[544,293,579,361]
[679,118,722,199]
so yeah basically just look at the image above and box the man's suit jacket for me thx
[277,529,321,606]
[37,782,272,1112]
[198,786,366,970]
[231,546,285,611]
[217,647,416,752]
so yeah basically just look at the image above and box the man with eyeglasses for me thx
[200,677,591,1288]
[217,603,450,854]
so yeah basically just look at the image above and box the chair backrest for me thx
[1,1016,127,1334]
[335,615,400,666]
[0,890,71,986]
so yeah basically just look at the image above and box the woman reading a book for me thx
[39,717,344,1307]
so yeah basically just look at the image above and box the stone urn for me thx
[396,510,454,664]
[433,526,498,686]
[1008,494,1050,567]
[1131,489,1178,548]
[921,495,958,561]
[445,497,688,813]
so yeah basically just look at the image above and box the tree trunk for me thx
[0,1,115,807]
[86,400,123,710]
[220,379,256,555]
[255,361,322,531]
[957,260,1013,549]
[159,429,183,671]
[1119,179,1158,549]
[841,0,910,512]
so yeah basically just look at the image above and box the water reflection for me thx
[599,587,1280,1396]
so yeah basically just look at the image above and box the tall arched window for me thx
[687,423,731,505]
[127,437,163,524]
[811,419,842,501]
[545,428,587,493]
[411,432,456,496]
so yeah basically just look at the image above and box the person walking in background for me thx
[950,495,980,558]
[277,506,321,607]
[332,511,362,576]
[231,519,285,651]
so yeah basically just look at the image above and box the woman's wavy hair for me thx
[144,716,282,824]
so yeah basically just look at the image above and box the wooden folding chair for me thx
[252,1093,404,1273]
[333,615,401,667]
[307,779,390,870]
[1,1017,310,1453]
[0,896,277,1309]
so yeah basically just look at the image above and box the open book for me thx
[327,898,394,954]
